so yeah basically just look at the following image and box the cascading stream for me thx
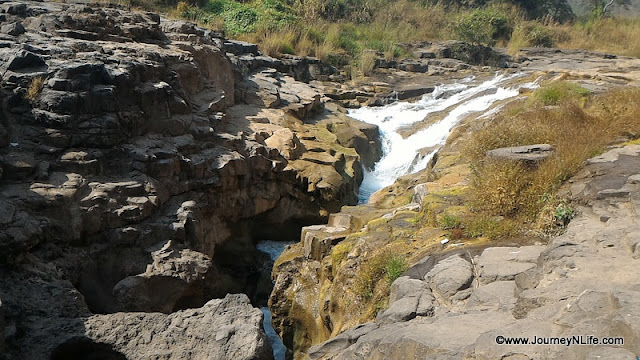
[257,240,293,360]
[349,73,536,202]
[261,73,537,358]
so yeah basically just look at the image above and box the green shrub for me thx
[224,6,258,34]
[204,0,227,14]
[454,8,512,45]
[355,250,408,299]
[511,23,553,48]
[438,212,461,229]
[530,81,591,106]
[385,256,408,285]
[554,202,575,226]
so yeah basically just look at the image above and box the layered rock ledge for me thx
[287,144,640,360]
[0,1,381,358]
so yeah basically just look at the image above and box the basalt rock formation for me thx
[0,1,381,358]
[269,53,640,358]
[307,144,640,359]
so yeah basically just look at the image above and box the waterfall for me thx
[348,73,536,202]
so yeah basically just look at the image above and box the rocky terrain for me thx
[0,1,384,358]
[269,47,640,358]
[305,143,640,359]
[1,1,640,359]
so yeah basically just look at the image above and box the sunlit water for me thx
[349,73,537,202]
[257,240,293,360]
[256,73,538,358]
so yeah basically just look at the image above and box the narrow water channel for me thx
[259,72,536,357]
[256,240,293,360]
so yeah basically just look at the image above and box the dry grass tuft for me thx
[26,76,45,101]
[553,17,640,58]
[465,84,640,232]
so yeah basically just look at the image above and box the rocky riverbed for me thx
[0,1,383,358]
[268,45,640,359]
[1,1,640,359]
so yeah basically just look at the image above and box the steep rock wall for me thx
[0,2,381,358]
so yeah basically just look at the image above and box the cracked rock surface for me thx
[0,1,382,359]
[308,144,640,359]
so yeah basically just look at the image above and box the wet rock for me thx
[395,83,435,100]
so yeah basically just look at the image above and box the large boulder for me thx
[424,254,474,301]
[85,294,272,360]
[112,240,213,313]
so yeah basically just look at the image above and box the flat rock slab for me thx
[486,144,554,163]
[333,312,515,359]
[477,246,544,285]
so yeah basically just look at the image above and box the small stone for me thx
[596,189,630,199]
[627,174,640,184]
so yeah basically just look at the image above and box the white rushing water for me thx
[349,73,535,202]
[257,240,294,360]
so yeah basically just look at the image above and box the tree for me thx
[587,0,632,17]
[513,0,575,22]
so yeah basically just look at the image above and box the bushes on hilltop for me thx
[158,0,640,65]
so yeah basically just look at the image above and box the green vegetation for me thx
[143,0,640,67]
[529,81,591,106]
[454,7,512,45]
[554,202,575,226]
[355,250,407,300]
[438,212,462,230]
[385,256,408,285]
